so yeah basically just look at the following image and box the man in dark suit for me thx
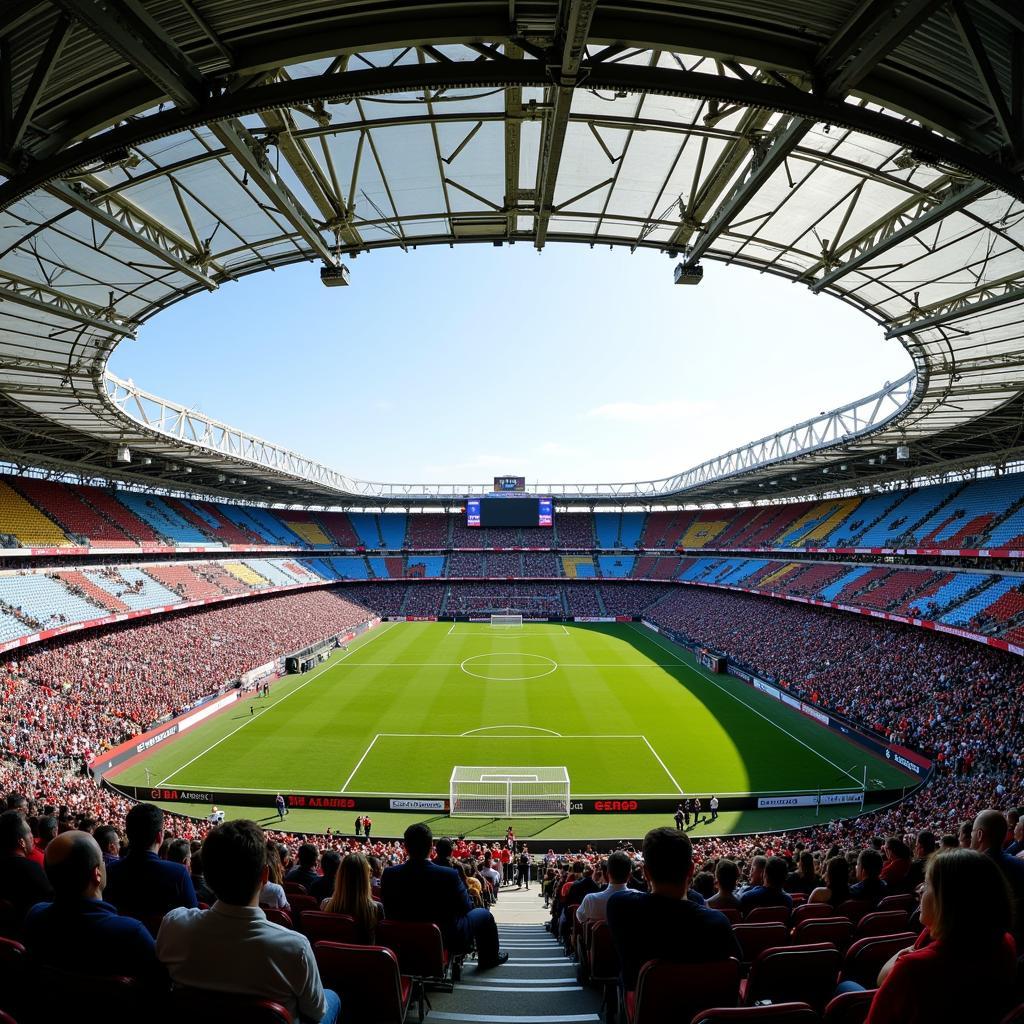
[848,848,888,908]
[606,827,740,992]
[973,809,1024,944]
[381,823,508,969]
[284,843,320,891]
[104,803,197,922]
[0,809,53,922]
[738,856,794,916]
[24,830,163,984]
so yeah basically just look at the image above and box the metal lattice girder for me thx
[0,271,135,336]
[886,271,1024,337]
[50,180,216,290]
[809,178,991,292]
[209,119,337,265]
[534,0,600,248]
[50,0,207,110]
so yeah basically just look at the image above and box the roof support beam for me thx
[7,15,70,157]
[885,271,1024,338]
[680,114,811,266]
[51,0,207,110]
[0,273,135,337]
[811,178,989,292]
[50,180,217,290]
[815,0,949,98]
[209,119,336,264]
[504,43,523,239]
[534,0,599,248]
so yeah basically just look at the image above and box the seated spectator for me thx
[479,854,501,902]
[706,858,741,912]
[849,849,888,907]
[577,851,631,925]
[93,824,121,868]
[972,808,1024,943]
[285,842,320,891]
[157,819,339,1024]
[381,823,508,969]
[907,831,936,891]
[310,850,340,904]
[786,850,823,893]
[739,855,793,916]
[33,815,58,861]
[865,849,1017,1023]
[880,837,913,892]
[260,843,290,911]
[321,852,383,943]
[104,803,197,920]
[809,855,850,906]
[0,808,53,921]
[737,854,766,896]
[606,828,740,992]
[24,830,163,984]
[189,848,215,906]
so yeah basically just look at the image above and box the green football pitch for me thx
[113,621,915,838]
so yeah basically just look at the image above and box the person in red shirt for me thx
[866,848,1017,1024]
[879,836,912,892]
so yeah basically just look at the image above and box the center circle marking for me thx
[460,653,558,681]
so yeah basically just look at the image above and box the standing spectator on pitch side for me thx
[275,794,287,822]
[710,796,719,822]
[362,816,372,840]
[354,815,362,838]
[674,804,685,830]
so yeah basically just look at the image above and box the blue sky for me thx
[111,245,911,486]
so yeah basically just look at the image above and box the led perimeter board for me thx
[467,497,553,528]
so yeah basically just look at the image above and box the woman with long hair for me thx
[866,848,1016,1023]
[260,842,290,910]
[808,855,850,906]
[322,852,384,942]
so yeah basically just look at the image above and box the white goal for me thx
[490,614,523,628]
[449,766,570,818]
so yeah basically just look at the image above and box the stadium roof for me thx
[0,0,1022,506]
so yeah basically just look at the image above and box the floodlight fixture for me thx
[115,445,131,464]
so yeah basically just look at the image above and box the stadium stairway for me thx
[424,884,602,1024]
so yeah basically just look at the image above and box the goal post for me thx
[490,613,523,628]
[449,766,570,818]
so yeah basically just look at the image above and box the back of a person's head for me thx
[202,820,266,906]
[885,836,911,860]
[858,848,884,879]
[37,816,58,843]
[404,822,433,859]
[940,834,959,850]
[607,851,631,884]
[799,851,815,874]
[765,856,788,887]
[826,855,849,890]
[297,842,319,868]
[5,793,27,813]
[435,837,454,860]
[321,850,341,875]
[917,831,937,856]
[974,809,1008,849]
[715,858,739,892]
[44,831,102,899]
[0,810,28,852]
[642,827,693,887]
[926,848,1012,950]
[165,838,190,865]
[93,824,119,853]
[125,803,163,852]
[751,854,767,873]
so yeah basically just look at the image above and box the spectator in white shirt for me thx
[480,854,502,902]
[576,851,632,925]
[156,819,339,1024]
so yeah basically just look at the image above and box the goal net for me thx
[449,766,570,818]
[490,614,523,628]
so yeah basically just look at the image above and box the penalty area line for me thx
[641,735,684,794]
[340,734,382,793]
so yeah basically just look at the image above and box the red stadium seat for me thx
[33,966,144,1020]
[626,958,740,1024]
[835,901,871,925]
[742,942,841,1013]
[876,894,915,915]
[791,903,833,927]
[855,910,908,938]
[690,1005,818,1023]
[0,1010,17,1024]
[716,907,742,925]
[288,893,319,915]
[589,921,620,1019]
[283,881,308,896]
[822,990,877,1024]
[840,933,916,989]
[168,988,292,1024]
[376,919,451,1019]
[313,941,412,1024]
[791,916,854,952]
[744,906,791,926]
[732,923,789,966]
[300,912,358,946]
[264,908,293,929]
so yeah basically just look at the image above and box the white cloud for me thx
[586,398,716,424]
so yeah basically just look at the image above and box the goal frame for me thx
[490,613,523,628]
[449,765,571,818]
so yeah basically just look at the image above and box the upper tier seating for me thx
[317,512,361,547]
[114,492,209,544]
[407,515,450,548]
[318,557,371,580]
[0,574,105,626]
[562,554,596,578]
[0,608,29,643]
[555,514,594,547]
[449,553,485,576]
[405,556,446,578]
[349,513,384,549]
[486,552,523,575]
[71,486,160,543]
[56,570,131,613]
[181,499,262,545]
[277,511,334,548]
[144,564,224,601]
[0,482,70,547]
[598,555,635,578]
[163,498,231,545]
[83,567,182,610]
[639,510,691,548]
[523,552,560,575]
[13,479,135,547]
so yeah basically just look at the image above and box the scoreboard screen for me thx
[467,497,553,528]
